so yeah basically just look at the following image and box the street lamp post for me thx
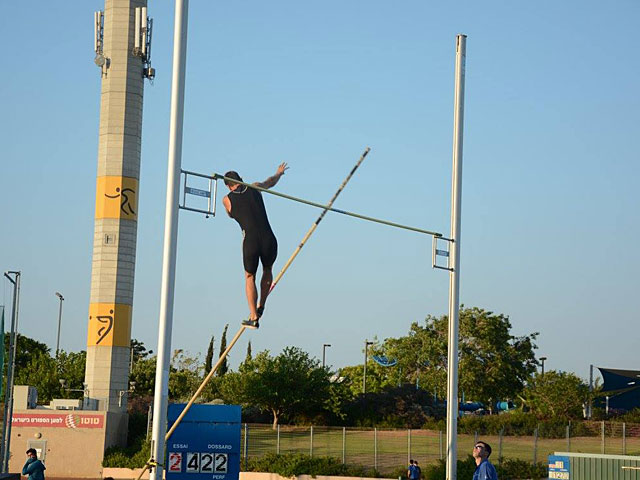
[540,356,547,376]
[363,340,374,394]
[1,271,21,473]
[55,292,64,357]
[322,344,331,368]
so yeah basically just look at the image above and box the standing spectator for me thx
[472,441,498,480]
[413,460,421,479]
[407,459,415,480]
[22,449,45,480]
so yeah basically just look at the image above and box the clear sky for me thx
[1,1,638,382]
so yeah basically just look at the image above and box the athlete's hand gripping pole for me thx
[163,147,370,445]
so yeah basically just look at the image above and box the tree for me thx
[130,339,153,362]
[129,357,157,397]
[4,333,50,372]
[220,347,332,428]
[521,370,589,419]
[217,324,229,377]
[13,350,86,404]
[382,307,538,407]
[204,336,215,375]
[246,341,252,363]
[169,349,203,401]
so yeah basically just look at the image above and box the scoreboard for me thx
[166,403,241,480]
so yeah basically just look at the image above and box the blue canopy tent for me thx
[598,367,640,412]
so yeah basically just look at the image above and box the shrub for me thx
[424,456,547,480]
[245,453,379,477]
[422,411,598,438]
[103,439,150,468]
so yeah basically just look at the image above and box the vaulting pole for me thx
[163,147,370,445]
[445,34,466,480]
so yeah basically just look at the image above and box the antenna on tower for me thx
[93,11,108,75]
[134,7,155,82]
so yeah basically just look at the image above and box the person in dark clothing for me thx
[22,448,45,480]
[407,459,416,480]
[222,162,288,329]
[413,460,421,479]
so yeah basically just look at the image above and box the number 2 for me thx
[214,453,228,473]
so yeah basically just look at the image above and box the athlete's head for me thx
[224,171,243,187]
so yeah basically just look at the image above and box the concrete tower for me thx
[85,0,152,445]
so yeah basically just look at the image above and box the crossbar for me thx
[212,173,445,238]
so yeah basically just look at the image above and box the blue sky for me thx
[1,1,638,382]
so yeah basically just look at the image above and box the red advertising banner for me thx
[12,413,104,429]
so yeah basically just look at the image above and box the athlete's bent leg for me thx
[259,266,273,313]
[245,271,259,320]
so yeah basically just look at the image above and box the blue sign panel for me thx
[166,404,241,480]
[548,455,570,480]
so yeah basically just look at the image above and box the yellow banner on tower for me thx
[95,176,139,220]
[87,303,132,347]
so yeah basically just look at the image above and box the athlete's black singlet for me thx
[228,186,278,275]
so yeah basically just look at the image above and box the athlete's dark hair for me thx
[476,441,492,457]
[224,171,243,186]
[26,448,37,457]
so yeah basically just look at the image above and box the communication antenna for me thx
[134,7,155,81]
[93,11,107,74]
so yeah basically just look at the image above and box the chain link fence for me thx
[240,421,640,475]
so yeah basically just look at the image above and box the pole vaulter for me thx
[141,147,369,480]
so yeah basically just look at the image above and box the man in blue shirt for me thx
[22,448,46,480]
[472,441,498,480]
[407,459,415,480]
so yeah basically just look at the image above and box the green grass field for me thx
[242,424,640,475]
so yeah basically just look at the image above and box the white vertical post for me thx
[445,33,466,480]
[342,427,346,464]
[244,423,249,468]
[148,1,189,480]
[588,364,594,418]
[374,428,378,471]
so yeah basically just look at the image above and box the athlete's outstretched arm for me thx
[255,162,288,189]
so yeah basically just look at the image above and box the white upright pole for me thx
[149,2,189,480]
[445,34,466,480]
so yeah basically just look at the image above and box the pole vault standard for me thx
[149,0,188,479]
[446,33,466,480]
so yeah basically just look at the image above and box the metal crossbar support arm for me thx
[162,148,370,445]
[432,236,453,271]
[180,169,217,217]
